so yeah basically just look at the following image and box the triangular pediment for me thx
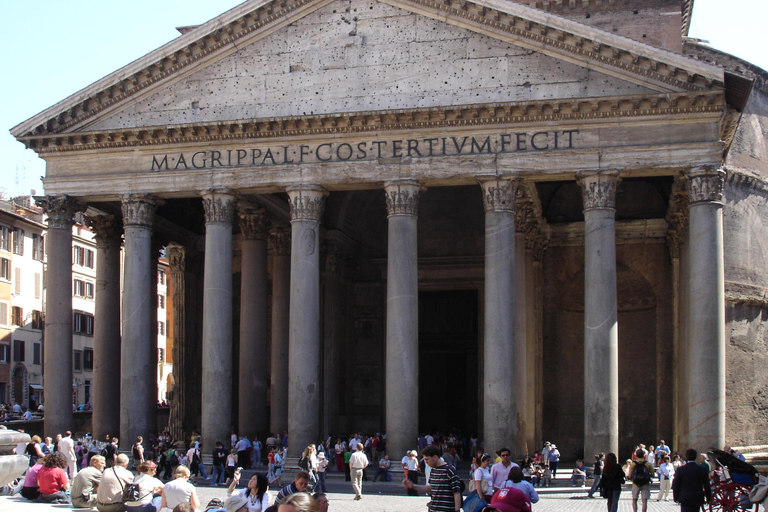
[12,0,724,143]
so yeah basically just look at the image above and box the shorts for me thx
[632,484,651,500]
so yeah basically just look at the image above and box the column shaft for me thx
[580,171,620,458]
[120,195,160,449]
[514,232,527,456]
[36,196,82,437]
[238,209,270,438]
[479,178,517,455]
[287,185,326,458]
[686,168,726,451]
[270,229,291,437]
[201,190,236,448]
[167,245,187,442]
[87,215,122,439]
[384,180,421,461]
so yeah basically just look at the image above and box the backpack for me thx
[121,483,141,503]
[632,461,651,486]
[170,450,179,466]
[298,456,309,471]
[205,498,225,511]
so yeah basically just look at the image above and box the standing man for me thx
[672,448,712,512]
[349,442,369,500]
[58,430,78,479]
[212,441,228,486]
[104,437,118,467]
[548,444,561,477]
[628,448,655,512]
[235,436,249,468]
[491,447,519,493]
[403,445,462,512]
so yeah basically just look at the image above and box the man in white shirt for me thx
[349,443,369,500]
[96,454,133,512]
[58,430,78,479]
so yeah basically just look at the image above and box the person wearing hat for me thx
[207,493,250,512]
[488,486,532,512]
[125,460,164,512]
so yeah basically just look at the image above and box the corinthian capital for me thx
[686,166,725,204]
[85,214,122,248]
[478,177,521,213]
[287,185,327,222]
[238,208,270,240]
[35,195,85,230]
[269,228,291,255]
[167,243,186,273]
[201,189,237,224]
[121,194,163,228]
[577,170,621,211]
[384,179,422,217]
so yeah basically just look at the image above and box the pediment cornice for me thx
[19,91,724,154]
[11,0,723,143]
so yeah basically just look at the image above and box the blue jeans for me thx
[127,495,162,512]
[317,471,327,492]
[606,489,621,512]
[588,475,601,496]
[572,474,586,486]
[212,463,225,485]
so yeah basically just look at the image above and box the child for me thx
[541,466,552,487]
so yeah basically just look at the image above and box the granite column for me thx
[36,195,83,437]
[201,190,237,448]
[384,179,421,461]
[238,208,270,438]
[86,215,122,439]
[269,229,291,438]
[579,170,620,458]
[686,166,726,451]
[120,194,162,448]
[287,185,326,458]
[479,177,519,455]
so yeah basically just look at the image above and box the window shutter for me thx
[14,267,21,294]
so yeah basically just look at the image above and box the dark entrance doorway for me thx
[418,290,479,436]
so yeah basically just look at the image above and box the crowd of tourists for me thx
[1,424,737,512]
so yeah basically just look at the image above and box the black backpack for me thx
[121,483,141,503]
[632,461,651,486]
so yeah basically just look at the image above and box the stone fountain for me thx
[0,428,30,487]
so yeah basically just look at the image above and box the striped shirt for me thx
[428,464,461,512]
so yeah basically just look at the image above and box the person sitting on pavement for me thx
[161,465,200,512]
[71,455,105,508]
[274,472,311,505]
[97,453,134,512]
[277,491,319,512]
[227,470,270,511]
[125,460,164,512]
[20,459,44,501]
[36,452,71,504]
[374,455,391,482]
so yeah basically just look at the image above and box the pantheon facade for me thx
[11,0,768,460]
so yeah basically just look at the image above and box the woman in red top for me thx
[37,452,70,503]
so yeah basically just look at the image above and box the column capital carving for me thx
[269,228,291,256]
[201,189,237,224]
[238,208,270,240]
[478,176,521,213]
[35,195,86,230]
[286,185,327,222]
[686,166,725,204]
[120,194,163,228]
[384,179,422,217]
[85,215,122,248]
[665,179,689,261]
[577,170,621,211]
[167,244,186,273]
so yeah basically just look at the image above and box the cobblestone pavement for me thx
[0,473,686,512]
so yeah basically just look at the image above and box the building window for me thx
[159,348,165,362]
[34,273,41,299]
[12,228,24,255]
[14,267,21,295]
[158,270,165,285]
[73,311,94,335]
[0,343,9,364]
[74,350,82,372]
[11,306,23,327]
[0,226,9,251]
[31,310,43,330]
[158,321,165,336]
[84,348,93,371]
[13,340,25,362]
[158,294,165,309]
[73,246,95,268]
[0,301,7,326]
[32,234,44,261]
[86,282,94,298]
[74,279,94,299]
[33,342,41,365]
[0,258,9,280]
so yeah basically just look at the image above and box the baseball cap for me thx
[224,494,249,512]
[490,487,532,512]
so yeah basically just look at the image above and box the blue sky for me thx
[1,0,765,198]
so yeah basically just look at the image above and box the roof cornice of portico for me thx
[18,90,725,154]
[11,0,724,142]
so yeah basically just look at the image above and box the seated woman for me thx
[126,460,164,512]
[36,452,71,503]
[161,465,200,512]
[227,471,270,511]
[21,459,45,500]
[277,492,318,512]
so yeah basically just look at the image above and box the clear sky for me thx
[1,0,766,199]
